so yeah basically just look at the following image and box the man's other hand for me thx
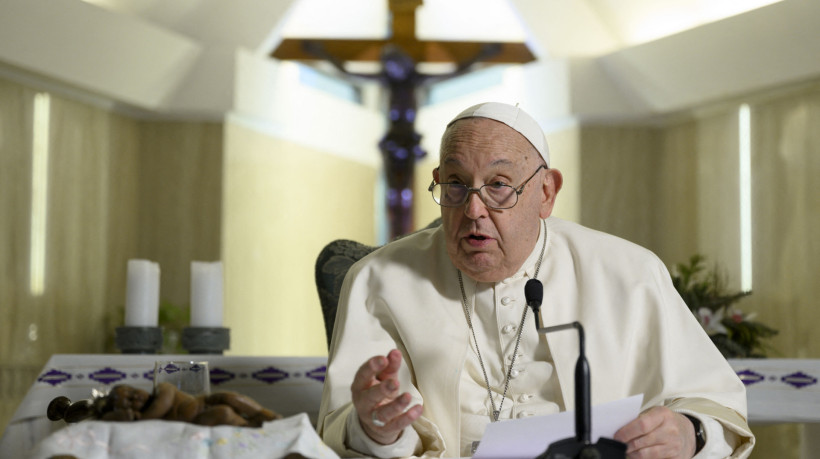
[613,406,697,458]
[351,349,423,445]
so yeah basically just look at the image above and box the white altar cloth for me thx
[1,354,327,458]
[2,356,819,458]
[728,358,820,423]
[29,413,340,459]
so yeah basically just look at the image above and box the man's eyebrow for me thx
[441,157,516,168]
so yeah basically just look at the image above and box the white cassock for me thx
[317,217,754,458]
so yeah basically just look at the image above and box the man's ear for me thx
[433,167,440,183]
[540,168,563,218]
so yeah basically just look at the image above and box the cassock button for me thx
[509,369,520,378]
[518,394,533,403]
[501,324,516,334]
[501,297,513,306]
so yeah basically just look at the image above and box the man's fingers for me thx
[350,350,417,445]
[351,355,389,392]
[371,392,413,426]
[614,406,666,443]
[375,349,403,381]
[360,376,400,408]
[622,429,678,458]
[614,407,694,459]
[377,403,423,432]
[352,350,403,389]
[364,399,423,445]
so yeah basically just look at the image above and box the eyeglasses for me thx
[428,164,547,210]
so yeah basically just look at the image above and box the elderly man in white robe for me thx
[317,102,754,458]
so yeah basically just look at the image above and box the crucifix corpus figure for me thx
[272,0,536,239]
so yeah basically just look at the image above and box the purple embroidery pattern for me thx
[89,367,127,385]
[252,366,288,384]
[210,367,236,385]
[306,366,327,383]
[36,362,325,390]
[157,363,181,375]
[736,369,765,386]
[38,369,72,387]
[189,363,206,373]
[781,371,818,389]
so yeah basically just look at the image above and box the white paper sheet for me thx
[473,394,643,458]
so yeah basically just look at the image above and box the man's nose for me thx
[463,190,488,219]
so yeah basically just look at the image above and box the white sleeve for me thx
[676,409,739,459]
[345,409,422,458]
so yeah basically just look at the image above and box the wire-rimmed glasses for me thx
[428,164,547,210]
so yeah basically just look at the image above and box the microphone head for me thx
[525,279,543,306]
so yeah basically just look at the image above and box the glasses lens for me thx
[481,184,517,209]
[433,184,468,206]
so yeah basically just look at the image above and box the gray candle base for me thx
[182,327,230,354]
[115,326,163,354]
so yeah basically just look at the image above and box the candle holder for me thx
[115,326,163,354]
[181,327,230,354]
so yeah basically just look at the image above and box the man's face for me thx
[435,118,560,283]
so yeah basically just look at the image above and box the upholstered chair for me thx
[314,218,442,345]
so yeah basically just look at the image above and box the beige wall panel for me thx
[547,127,581,223]
[45,94,111,353]
[0,79,31,363]
[137,122,223,307]
[0,78,142,432]
[654,120,699,266]
[693,111,743,287]
[223,121,377,356]
[748,86,820,360]
[578,125,660,250]
[103,115,141,332]
[0,79,38,433]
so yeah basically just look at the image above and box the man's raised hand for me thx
[351,349,423,445]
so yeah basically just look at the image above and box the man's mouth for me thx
[463,232,493,247]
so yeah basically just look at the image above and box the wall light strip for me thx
[30,93,51,296]
[739,104,752,291]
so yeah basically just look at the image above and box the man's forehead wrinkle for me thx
[441,156,516,169]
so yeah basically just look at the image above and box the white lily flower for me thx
[697,307,728,335]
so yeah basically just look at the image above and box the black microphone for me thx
[536,322,626,459]
[525,279,544,330]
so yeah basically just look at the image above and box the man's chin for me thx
[456,256,505,283]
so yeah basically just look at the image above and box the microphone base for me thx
[537,437,626,459]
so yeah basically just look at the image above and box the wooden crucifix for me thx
[271,0,535,239]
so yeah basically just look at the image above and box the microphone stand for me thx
[536,322,626,459]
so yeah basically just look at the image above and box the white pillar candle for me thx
[124,259,160,327]
[190,261,224,327]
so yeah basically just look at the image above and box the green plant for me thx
[158,301,189,354]
[671,254,778,358]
